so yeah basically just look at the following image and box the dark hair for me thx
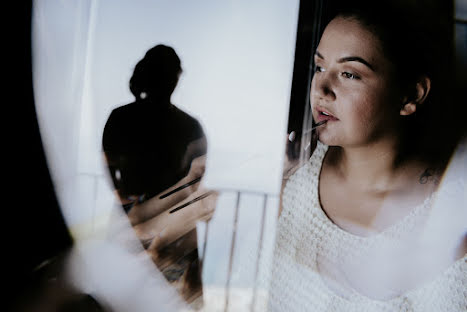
[321,0,460,168]
[129,44,182,100]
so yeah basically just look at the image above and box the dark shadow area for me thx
[102,44,207,209]
[5,2,106,311]
[102,44,208,306]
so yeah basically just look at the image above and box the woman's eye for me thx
[314,65,325,73]
[342,72,359,80]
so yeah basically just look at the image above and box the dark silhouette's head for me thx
[129,44,182,101]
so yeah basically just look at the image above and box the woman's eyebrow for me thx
[338,56,374,71]
[314,51,374,71]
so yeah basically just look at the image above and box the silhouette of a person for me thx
[102,44,210,307]
[102,44,207,211]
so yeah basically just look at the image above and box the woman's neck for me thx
[331,138,408,192]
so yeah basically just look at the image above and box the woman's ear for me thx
[400,76,431,116]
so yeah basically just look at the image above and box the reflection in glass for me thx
[102,44,210,306]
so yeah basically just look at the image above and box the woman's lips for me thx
[315,107,339,122]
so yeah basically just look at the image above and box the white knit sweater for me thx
[267,141,467,312]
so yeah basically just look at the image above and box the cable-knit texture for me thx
[267,141,467,312]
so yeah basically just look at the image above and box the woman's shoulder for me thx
[109,101,139,115]
[170,106,205,133]
[281,141,329,213]
[103,101,142,131]
[286,141,328,185]
[308,140,329,169]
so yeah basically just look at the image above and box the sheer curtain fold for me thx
[32,0,111,239]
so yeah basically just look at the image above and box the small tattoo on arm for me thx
[419,169,432,184]
[419,168,440,185]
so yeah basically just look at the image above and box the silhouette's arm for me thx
[127,155,207,226]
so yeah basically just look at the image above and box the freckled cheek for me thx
[341,94,379,133]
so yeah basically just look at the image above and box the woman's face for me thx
[311,16,402,147]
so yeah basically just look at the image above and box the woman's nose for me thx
[311,72,336,100]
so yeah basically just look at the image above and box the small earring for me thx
[140,92,147,99]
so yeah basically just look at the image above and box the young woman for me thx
[270,2,466,311]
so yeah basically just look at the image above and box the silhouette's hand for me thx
[186,154,207,185]
[133,184,217,253]
[127,155,217,304]
[127,155,208,226]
